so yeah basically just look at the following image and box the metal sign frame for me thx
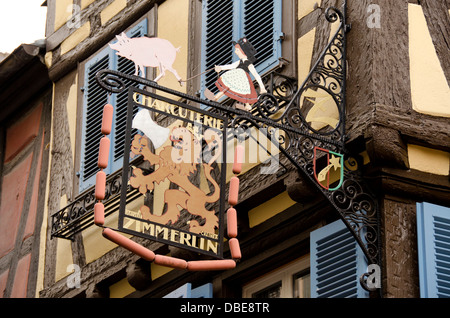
[117,86,228,258]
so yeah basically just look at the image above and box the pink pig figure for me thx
[109,33,183,86]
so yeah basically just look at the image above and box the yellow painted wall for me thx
[109,278,136,298]
[248,191,296,228]
[408,144,450,176]
[100,0,127,25]
[82,197,139,264]
[45,52,53,68]
[298,0,321,20]
[157,0,189,93]
[297,28,316,86]
[408,4,450,117]
[55,238,74,282]
[60,21,91,55]
[54,0,74,31]
[81,0,96,10]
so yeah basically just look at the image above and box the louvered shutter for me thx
[80,19,147,192]
[242,0,282,74]
[163,283,191,298]
[80,50,112,191]
[417,202,450,298]
[163,283,213,298]
[191,283,213,298]
[200,0,282,97]
[310,219,369,298]
[110,19,147,172]
[201,0,235,96]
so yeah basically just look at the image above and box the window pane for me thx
[293,270,311,298]
[252,281,282,298]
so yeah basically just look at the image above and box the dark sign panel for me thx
[118,87,228,258]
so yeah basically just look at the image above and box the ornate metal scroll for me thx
[94,3,381,294]
[250,8,348,151]
[51,157,143,240]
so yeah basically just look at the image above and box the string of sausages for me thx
[93,103,243,271]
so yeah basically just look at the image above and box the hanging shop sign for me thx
[118,87,228,258]
[73,1,381,292]
[94,85,244,270]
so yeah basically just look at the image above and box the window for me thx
[243,256,310,298]
[310,219,369,298]
[293,269,311,298]
[252,282,282,298]
[200,0,283,97]
[417,202,450,298]
[79,19,147,192]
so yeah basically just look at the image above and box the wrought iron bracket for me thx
[93,3,381,295]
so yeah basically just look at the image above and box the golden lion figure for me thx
[129,127,222,235]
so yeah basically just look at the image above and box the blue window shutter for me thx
[80,48,112,192]
[310,219,369,298]
[191,283,213,298]
[110,19,148,172]
[200,0,282,97]
[201,0,235,96]
[80,19,147,192]
[163,283,192,298]
[163,283,213,298]
[417,202,450,298]
[241,0,282,75]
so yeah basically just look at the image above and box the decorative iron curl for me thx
[96,70,127,94]
[230,115,255,134]
[330,177,379,264]
[269,74,298,102]
[262,5,347,150]
[255,93,280,118]
[325,6,344,23]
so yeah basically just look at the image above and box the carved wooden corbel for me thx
[364,124,409,170]
[126,259,152,291]
[284,172,321,203]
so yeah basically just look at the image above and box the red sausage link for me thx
[227,208,238,238]
[228,176,239,206]
[233,144,244,174]
[186,260,236,271]
[97,137,110,169]
[102,228,156,261]
[95,171,106,200]
[94,202,105,226]
[154,254,188,270]
[101,104,114,135]
[229,238,242,260]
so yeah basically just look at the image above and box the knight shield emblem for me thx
[313,147,344,191]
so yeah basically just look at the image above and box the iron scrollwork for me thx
[50,159,142,240]
[92,3,381,294]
